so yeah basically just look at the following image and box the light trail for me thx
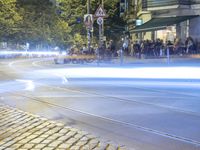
[16,79,35,91]
[34,66,200,81]
[0,50,59,57]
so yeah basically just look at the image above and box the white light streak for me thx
[16,79,35,91]
[38,67,200,80]
[0,50,59,57]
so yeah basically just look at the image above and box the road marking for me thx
[7,91,200,146]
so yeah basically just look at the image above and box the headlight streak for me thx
[0,50,59,57]
[30,66,200,87]
[16,79,35,91]
[37,67,200,79]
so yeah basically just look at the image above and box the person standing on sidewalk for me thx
[133,40,141,59]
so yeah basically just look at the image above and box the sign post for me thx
[94,5,107,49]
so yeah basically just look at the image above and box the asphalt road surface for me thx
[0,57,200,150]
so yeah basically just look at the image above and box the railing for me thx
[142,0,192,9]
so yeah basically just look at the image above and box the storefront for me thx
[130,15,198,43]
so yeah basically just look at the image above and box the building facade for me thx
[123,0,200,44]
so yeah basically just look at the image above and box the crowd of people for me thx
[96,36,199,61]
[67,36,199,62]
[127,36,199,59]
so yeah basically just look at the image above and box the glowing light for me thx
[36,67,200,80]
[0,51,59,57]
[16,79,35,91]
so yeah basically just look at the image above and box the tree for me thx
[14,0,71,47]
[56,0,125,46]
[0,0,22,42]
[89,0,126,42]
[0,0,125,49]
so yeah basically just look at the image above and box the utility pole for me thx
[102,0,104,42]
[87,0,91,51]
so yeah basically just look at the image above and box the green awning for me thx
[130,15,199,33]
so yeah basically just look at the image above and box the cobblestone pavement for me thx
[0,105,126,150]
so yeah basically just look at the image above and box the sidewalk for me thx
[0,104,126,150]
[93,54,200,67]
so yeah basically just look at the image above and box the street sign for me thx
[94,5,107,18]
[84,14,93,29]
[97,17,103,25]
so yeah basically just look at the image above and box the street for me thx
[0,58,200,150]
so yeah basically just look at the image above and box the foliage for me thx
[16,0,70,48]
[0,0,22,41]
[0,0,125,49]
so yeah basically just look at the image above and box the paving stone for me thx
[0,141,6,146]
[46,124,56,129]
[20,132,32,137]
[59,128,70,134]
[36,124,47,129]
[26,134,38,140]
[74,133,85,139]
[58,143,72,149]
[44,130,57,135]
[0,105,122,150]
[41,139,52,144]
[1,140,16,147]
[57,136,71,141]
[92,147,102,150]
[10,143,23,149]
[1,148,13,150]
[21,143,35,149]
[34,131,46,135]
[42,147,55,150]
[0,146,6,150]
[70,145,82,149]
[87,139,100,149]
[66,131,77,137]
[51,127,63,133]
[80,145,90,149]
[34,143,47,149]
[64,138,78,147]
[74,140,88,147]
[30,137,45,144]
[18,138,31,144]
[12,135,26,142]
[48,140,63,147]
[39,134,50,139]
[46,135,58,140]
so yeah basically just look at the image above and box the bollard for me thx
[167,47,170,64]
[120,48,123,65]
